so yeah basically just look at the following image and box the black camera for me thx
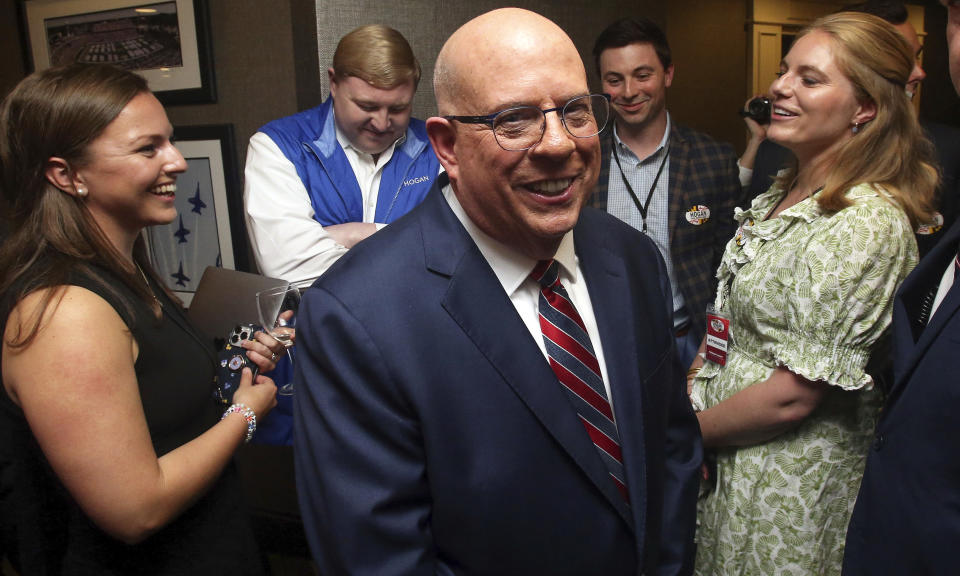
[214,324,262,405]
[739,96,771,125]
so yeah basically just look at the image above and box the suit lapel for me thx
[891,220,960,397]
[575,217,649,533]
[420,182,634,528]
[667,125,688,245]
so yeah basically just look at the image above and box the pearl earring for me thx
[852,122,860,134]
[76,186,87,197]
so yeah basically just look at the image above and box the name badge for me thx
[734,217,754,246]
[685,205,711,225]
[916,212,944,236]
[704,307,730,366]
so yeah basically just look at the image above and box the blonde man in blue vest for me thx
[244,25,440,284]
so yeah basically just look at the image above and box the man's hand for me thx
[325,222,379,248]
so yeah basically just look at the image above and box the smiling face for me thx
[599,42,673,137]
[329,72,415,155]
[73,91,186,250]
[433,9,600,260]
[766,31,870,164]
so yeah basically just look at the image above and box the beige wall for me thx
[0,0,751,176]
[6,1,960,168]
[162,0,300,167]
[0,0,306,186]
[312,0,748,147]
[314,1,669,121]
[667,0,750,151]
[0,0,27,99]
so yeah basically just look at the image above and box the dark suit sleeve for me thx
[655,254,704,576]
[746,140,792,202]
[658,365,703,576]
[293,287,435,576]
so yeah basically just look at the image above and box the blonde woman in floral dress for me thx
[689,13,938,575]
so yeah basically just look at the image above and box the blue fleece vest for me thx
[259,98,439,226]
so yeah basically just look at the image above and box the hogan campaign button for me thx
[685,205,710,225]
[916,212,944,235]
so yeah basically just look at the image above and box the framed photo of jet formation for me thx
[20,0,216,104]
[144,124,248,306]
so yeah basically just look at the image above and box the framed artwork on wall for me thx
[19,0,216,104]
[145,124,248,305]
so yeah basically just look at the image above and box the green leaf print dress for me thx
[690,182,917,575]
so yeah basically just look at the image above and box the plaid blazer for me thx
[589,122,745,338]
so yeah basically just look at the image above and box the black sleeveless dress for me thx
[0,264,263,575]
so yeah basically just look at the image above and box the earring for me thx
[76,186,87,198]
[852,122,860,134]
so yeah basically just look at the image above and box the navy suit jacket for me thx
[843,218,960,575]
[293,179,702,575]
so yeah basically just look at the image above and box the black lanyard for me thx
[611,140,671,233]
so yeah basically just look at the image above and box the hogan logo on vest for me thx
[402,175,431,188]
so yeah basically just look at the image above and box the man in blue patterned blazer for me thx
[590,18,745,368]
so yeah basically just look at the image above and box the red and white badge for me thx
[685,205,711,225]
[734,217,754,246]
[704,308,731,366]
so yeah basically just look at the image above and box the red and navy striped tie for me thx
[531,259,628,501]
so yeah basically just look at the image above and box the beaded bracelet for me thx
[222,403,257,443]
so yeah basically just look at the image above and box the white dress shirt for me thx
[607,113,688,327]
[243,113,396,284]
[442,184,614,405]
[930,256,957,323]
[336,124,397,223]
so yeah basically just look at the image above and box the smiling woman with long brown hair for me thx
[0,64,280,574]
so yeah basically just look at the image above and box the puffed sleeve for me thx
[773,191,917,390]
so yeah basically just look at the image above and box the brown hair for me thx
[332,24,421,89]
[0,64,168,348]
[779,12,937,227]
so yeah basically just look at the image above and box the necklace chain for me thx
[766,180,824,220]
[135,262,162,309]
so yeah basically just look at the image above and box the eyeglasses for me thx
[443,93,611,151]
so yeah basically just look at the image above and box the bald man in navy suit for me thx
[292,8,701,576]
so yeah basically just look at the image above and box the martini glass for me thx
[256,284,300,395]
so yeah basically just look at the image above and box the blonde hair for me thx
[780,12,937,228]
[332,24,421,89]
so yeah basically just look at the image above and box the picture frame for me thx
[145,124,248,305]
[19,0,216,105]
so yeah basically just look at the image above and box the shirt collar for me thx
[613,111,671,160]
[442,183,578,295]
[333,110,406,162]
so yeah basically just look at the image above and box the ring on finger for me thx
[270,352,278,361]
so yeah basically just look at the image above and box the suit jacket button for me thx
[873,433,884,450]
